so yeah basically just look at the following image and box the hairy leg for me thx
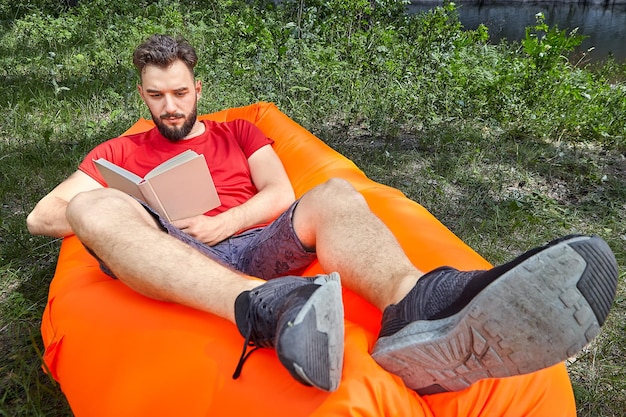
[293,180,618,395]
[292,178,423,310]
[66,188,259,322]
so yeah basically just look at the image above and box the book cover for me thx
[93,150,221,221]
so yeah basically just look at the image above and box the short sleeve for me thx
[232,119,274,158]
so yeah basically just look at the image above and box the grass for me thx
[1,0,625,415]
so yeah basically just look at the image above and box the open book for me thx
[93,150,221,222]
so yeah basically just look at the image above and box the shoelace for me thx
[232,295,276,379]
[232,321,261,379]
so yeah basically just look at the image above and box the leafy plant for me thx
[522,12,586,74]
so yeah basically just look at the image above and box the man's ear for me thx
[195,80,202,100]
[137,84,146,101]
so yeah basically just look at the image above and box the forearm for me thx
[27,170,104,237]
[220,184,295,234]
[26,196,74,238]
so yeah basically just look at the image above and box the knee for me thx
[319,177,357,193]
[66,188,133,232]
[310,178,366,207]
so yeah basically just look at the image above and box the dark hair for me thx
[132,34,197,77]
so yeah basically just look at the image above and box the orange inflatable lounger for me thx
[41,102,576,416]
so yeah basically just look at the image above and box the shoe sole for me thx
[279,272,344,391]
[371,235,618,395]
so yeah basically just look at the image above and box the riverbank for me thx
[409,0,626,62]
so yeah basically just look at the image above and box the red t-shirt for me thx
[79,119,274,216]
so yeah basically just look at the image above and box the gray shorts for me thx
[94,200,317,280]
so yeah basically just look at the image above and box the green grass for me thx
[1,0,625,415]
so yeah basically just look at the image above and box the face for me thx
[137,60,202,142]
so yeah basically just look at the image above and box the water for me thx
[408,2,626,63]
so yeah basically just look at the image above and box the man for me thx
[27,34,618,394]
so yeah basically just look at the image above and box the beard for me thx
[152,102,198,142]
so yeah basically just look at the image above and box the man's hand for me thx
[172,214,236,246]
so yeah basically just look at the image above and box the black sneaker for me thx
[233,273,344,392]
[371,235,618,395]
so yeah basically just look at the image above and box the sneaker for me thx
[232,273,344,392]
[371,235,618,395]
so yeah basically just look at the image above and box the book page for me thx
[93,158,144,200]
[145,149,199,178]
